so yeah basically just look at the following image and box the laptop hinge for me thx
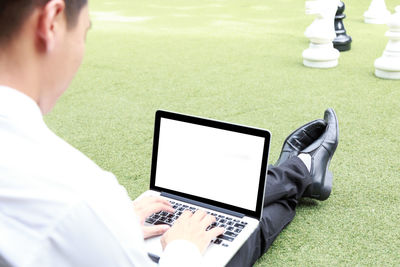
[161,192,245,218]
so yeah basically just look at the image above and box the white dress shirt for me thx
[0,86,201,267]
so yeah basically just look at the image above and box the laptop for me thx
[142,110,271,266]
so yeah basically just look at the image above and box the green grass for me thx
[45,0,400,265]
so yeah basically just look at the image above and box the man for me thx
[0,1,339,266]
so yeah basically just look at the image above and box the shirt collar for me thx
[0,85,44,125]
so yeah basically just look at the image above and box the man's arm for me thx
[27,201,157,267]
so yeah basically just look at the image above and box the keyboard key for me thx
[227,226,234,231]
[145,218,156,224]
[217,235,234,242]
[234,223,245,229]
[219,219,226,224]
[214,239,223,245]
[224,231,238,238]
[227,221,234,226]
[218,215,225,218]
[222,243,229,247]
[234,228,242,233]
[154,221,171,227]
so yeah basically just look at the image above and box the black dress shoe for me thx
[275,119,327,167]
[302,108,339,201]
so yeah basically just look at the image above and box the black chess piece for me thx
[333,1,352,51]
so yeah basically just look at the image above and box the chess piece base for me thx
[303,59,338,68]
[333,42,351,51]
[364,17,389,24]
[375,69,400,79]
[333,35,352,51]
[303,43,340,68]
[375,56,400,79]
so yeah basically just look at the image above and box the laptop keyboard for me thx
[145,200,248,247]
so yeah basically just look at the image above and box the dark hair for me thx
[0,0,88,45]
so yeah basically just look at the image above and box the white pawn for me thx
[302,0,340,68]
[364,0,391,24]
[374,6,400,79]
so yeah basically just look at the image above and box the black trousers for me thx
[227,156,312,267]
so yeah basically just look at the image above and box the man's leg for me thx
[227,108,339,266]
[227,157,311,267]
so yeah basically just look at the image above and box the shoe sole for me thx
[312,170,332,201]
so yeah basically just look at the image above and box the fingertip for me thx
[160,224,171,231]
[208,214,216,222]
[192,209,207,219]
[181,210,192,218]
[160,197,172,204]
[215,227,225,235]
[207,226,225,239]
[163,203,175,211]
[168,208,175,214]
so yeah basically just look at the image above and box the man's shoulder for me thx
[0,101,130,229]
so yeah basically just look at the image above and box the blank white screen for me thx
[155,118,265,211]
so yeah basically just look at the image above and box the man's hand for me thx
[161,210,225,254]
[132,196,174,239]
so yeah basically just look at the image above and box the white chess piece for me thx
[374,6,400,79]
[302,0,340,68]
[364,0,391,24]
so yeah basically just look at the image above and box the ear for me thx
[36,0,66,52]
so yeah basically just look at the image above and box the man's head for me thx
[0,0,90,114]
[0,0,88,46]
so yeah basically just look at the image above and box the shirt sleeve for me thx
[26,170,202,267]
[27,201,158,267]
[28,201,203,267]
[159,240,202,267]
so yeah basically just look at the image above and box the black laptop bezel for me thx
[150,110,271,220]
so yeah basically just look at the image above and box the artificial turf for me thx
[45,0,400,265]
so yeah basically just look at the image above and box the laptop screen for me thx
[150,111,271,219]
